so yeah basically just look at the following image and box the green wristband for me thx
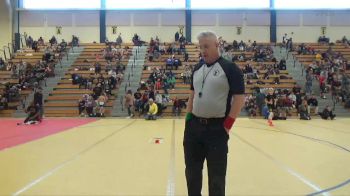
[185,112,193,122]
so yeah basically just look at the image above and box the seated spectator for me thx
[132,33,141,46]
[59,39,67,52]
[318,35,330,44]
[19,103,41,125]
[145,98,158,120]
[265,88,276,110]
[262,104,274,126]
[175,31,179,42]
[85,95,96,117]
[279,59,287,70]
[331,78,342,103]
[167,73,176,90]
[94,62,101,74]
[38,37,44,46]
[71,35,79,47]
[0,94,8,110]
[26,36,34,48]
[155,78,162,90]
[116,33,123,46]
[179,34,186,44]
[173,58,181,70]
[318,105,336,120]
[78,94,87,116]
[92,83,103,100]
[49,36,57,46]
[32,41,39,52]
[299,100,311,120]
[0,58,5,70]
[166,57,174,70]
[172,96,181,116]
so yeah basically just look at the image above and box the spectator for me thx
[38,37,44,46]
[255,88,266,114]
[305,70,313,95]
[19,103,41,125]
[125,90,134,118]
[78,94,88,116]
[173,58,181,70]
[0,94,8,110]
[299,100,311,120]
[279,59,287,70]
[134,88,142,112]
[116,33,122,46]
[265,88,276,110]
[97,93,108,117]
[262,103,274,126]
[319,73,327,99]
[172,96,181,116]
[49,36,57,46]
[145,98,158,120]
[33,87,43,118]
[72,35,79,47]
[92,83,103,100]
[319,105,336,120]
[166,56,174,70]
[85,95,96,117]
[0,58,5,70]
[26,36,34,48]
[175,31,180,42]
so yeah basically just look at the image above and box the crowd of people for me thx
[299,43,350,107]
[245,86,336,124]
[124,65,188,119]
[75,41,131,117]
[0,36,61,112]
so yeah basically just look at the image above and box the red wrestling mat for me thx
[0,118,98,151]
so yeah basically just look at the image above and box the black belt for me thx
[192,115,225,125]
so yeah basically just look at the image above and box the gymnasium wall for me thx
[276,10,350,43]
[0,0,12,54]
[105,11,185,43]
[19,11,100,43]
[19,10,350,44]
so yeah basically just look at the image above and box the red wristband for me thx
[224,116,236,130]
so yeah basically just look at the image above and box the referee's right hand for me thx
[185,112,193,122]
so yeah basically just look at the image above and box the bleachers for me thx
[142,43,296,117]
[0,45,59,117]
[293,43,350,68]
[43,43,133,117]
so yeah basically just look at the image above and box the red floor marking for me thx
[0,118,98,151]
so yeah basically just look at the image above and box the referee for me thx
[184,31,245,196]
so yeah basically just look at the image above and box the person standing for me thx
[184,31,245,196]
[33,87,43,118]
[124,90,134,118]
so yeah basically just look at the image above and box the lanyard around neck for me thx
[201,64,215,90]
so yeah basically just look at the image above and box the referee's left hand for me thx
[224,127,230,135]
[223,116,236,135]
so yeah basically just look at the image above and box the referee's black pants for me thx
[183,117,229,196]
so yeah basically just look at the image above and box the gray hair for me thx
[197,31,218,41]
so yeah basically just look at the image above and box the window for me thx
[191,0,270,9]
[105,0,185,9]
[274,0,350,9]
[22,0,101,9]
